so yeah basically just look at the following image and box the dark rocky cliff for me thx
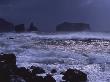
[15,24,25,32]
[56,22,90,32]
[0,18,14,32]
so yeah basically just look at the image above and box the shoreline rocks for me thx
[0,53,87,82]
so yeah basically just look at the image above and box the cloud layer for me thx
[0,0,110,32]
[0,0,13,4]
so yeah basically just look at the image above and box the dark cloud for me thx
[0,0,110,32]
[0,0,13,4]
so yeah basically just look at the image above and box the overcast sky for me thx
[0,0,110,32]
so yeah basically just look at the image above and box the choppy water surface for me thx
[0,32,110,82]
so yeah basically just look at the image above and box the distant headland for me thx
[0,18,90,32]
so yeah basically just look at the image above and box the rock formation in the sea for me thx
[15,24,25,32]
[0,18,14,32]
[56,22,90,32]
[28,22,38,32]
[62,68,87,82]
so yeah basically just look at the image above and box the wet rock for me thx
[10,75,26,82]
[0,53,17,82]
[44,74,56,82]
[62,68,87,82]
[0,67,10,82]
[0,53,16,70]
[32,76,44,82]
[30,66,45,75]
